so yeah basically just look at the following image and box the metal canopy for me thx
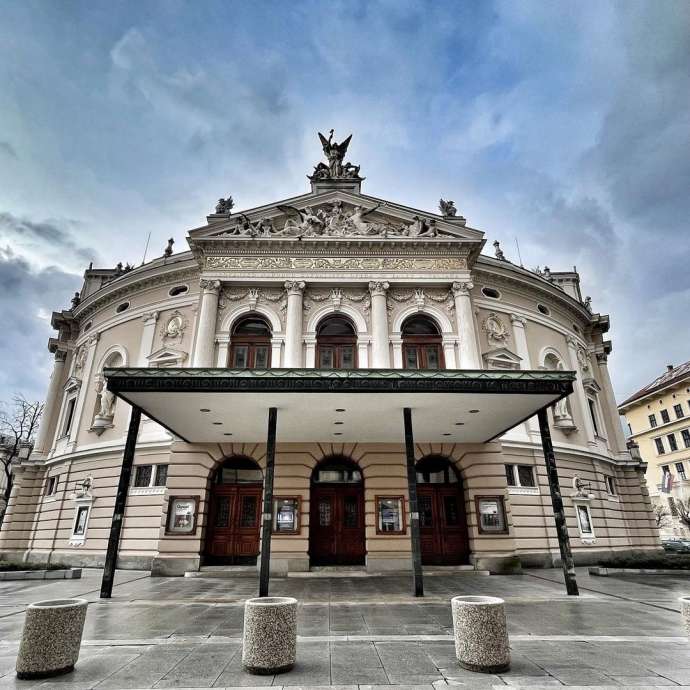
[105,367,575,445]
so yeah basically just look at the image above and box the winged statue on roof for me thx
[318,129,353,177]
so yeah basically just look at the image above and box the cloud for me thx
[0,247,81,401]
[0,212,100,271]
[0,142,16,159]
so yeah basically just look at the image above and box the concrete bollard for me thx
[16,599,88,679]
[242,596,297,674]
[681,596,690,639]
[451,595,510,673]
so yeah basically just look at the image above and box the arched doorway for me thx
[309,456,365,565]
[316,315,357,369]
[229,314,272,368]
[416,455,469,565]
[204,457,263,565]
[402,315,444,369]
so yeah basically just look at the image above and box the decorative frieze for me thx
[205,256,467,272]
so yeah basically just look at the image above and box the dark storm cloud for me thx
[0,247,81,401]
[0,212,99,268]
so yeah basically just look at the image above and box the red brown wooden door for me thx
[310,485,365,565]
[205,485,262,565]
[418,485,469,565]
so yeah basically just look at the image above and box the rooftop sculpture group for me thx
[309,130,362,181]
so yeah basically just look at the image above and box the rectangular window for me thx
[588,399,600,436]
[667,434,678,452]
[62,398,76,436]
[154,465,168,487]
[661,464,670,474]
[605,476,617,495]
[655,438,665,454]
[72,506,90,537]
[661,409,670,424]
[46,476,59,496]
[134,465,153,488]
[676,463,687,481]
[649,414,658,428]
[273,497,300,533]
[674,404,685,419]
[505,464,536,488]
[576,504,594,536]
[682,430,690,448]
[376,496,405,534]
[475,496,508,534]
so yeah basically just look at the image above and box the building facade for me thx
[619,361,690,538]
[0,134,659,575]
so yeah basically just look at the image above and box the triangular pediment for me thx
[148,347,188,366]
[483,347,523,371]
[189,189,484,244]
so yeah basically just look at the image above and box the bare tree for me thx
[654,503,671,529]
[676,498,690,530]
[0,396,44,524]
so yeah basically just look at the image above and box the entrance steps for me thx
[184,564,489,578]
[184,566,257,578]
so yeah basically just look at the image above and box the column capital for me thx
[510,313,527,327]
[54,349,68,363]
[284,280,306,295]
[595,352,608,365]
[199,279,221,294]
[142,311,159,325]
[368,280,390,296]
[451,281,473,297]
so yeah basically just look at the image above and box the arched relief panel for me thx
[305,303,368,335]
[391,304,454,335]
[218,303,283,335]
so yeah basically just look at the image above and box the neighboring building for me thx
[619,361,690,537]
[0,133,658,575]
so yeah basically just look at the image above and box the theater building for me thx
[0,133,659,577]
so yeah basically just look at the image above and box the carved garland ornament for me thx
[205,256,467,271]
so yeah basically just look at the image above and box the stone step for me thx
[184,566,257,578]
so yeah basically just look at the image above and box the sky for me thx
[0,0,688,406]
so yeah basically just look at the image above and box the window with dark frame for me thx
[316,316,357,370]
[588,398,600,436]
[401,315,444,370]
[155,464,168,486]
[676,462,687,481]
[661,464,670,474]
[648,414,658,428]
[682,429,690,448]
[605,476,616,495]
[674,404,685,419]
[134,465,153,488]
[505,464,536,488]
[667,433,678,452]
[62,397,76,436]
[229,315,272,369]
[576,504,593,535]
[655,438,665,454]
[660,409,670,424]
[46,476,59,495]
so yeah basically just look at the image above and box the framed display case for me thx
[376,495,406,534]
[272,496,301,534]
[475,495,508,534]
[166,495,199,535]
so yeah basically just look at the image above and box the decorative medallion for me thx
[482,312,510,345]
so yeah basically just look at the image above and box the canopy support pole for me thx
[259,407,278,597]
[101,405,141,599]
[403,407,424,597]
[537,407,579,596]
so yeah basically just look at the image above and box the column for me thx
[283,281,305,368]
[192,280,221,367]
[391,337,403,368]
[511,314,537,437]
[537,408,579,596]
[442,338,458,369]
[566,336,596,444]
[259,407,278,597]
[368,281,391,368]
[216,335,230,367]
[69,333,99,450]
[596,351,628,454]
[403,408,424,597]
[33,349,68,456]
[137,311,159,366]
[452,282,481,369]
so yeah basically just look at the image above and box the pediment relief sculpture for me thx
[482,312,510,345]
[214,199,459,241]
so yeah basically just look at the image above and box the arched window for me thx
[415,455,459,484]
[212,456,263,484]
[402,315,443,370]
[316,316,357,369]
[229,315,272,368]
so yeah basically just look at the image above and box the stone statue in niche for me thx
[482,312,510,345]
[91,376,116,435]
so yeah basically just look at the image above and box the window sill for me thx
[43,495,58,503]
[507,486,540,496]
[580,536,596,545]
[69,536,86,546]
[130,486,167,496]
[605,494,620,503]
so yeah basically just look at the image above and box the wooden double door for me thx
[417,485,470,565]
[205,484,262,565]
[309,485,365,566]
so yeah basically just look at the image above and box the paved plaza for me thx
[0,568,688,689]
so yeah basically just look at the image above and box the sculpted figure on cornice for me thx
[217,199,457,241]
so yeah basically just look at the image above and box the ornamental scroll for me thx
[205,256,467,271]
